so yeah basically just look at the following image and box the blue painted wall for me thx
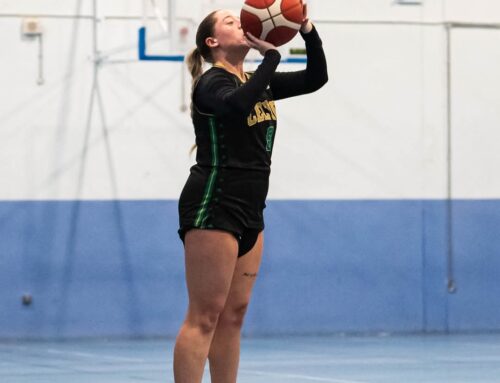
[0,200,499,339]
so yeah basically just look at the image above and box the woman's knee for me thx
[218,301,250,329]
[186,300,227,335]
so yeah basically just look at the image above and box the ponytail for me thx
[186,47,204,121]
[186,47,204,84]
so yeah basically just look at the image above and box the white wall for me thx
[0,0,499,200]
[451,28,500,198]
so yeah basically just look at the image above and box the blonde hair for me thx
[186,47,204,85]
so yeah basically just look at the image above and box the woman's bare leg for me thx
[208,232,264,383]
[173,229,239,383]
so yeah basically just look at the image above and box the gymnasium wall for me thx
[0,0,499,338]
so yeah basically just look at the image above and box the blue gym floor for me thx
[1,334,500,382]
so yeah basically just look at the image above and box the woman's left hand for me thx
[245,32,278,56]
[300,3,313,34]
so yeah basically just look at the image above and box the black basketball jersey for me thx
[191,26,327,173]
[192,53,281,173]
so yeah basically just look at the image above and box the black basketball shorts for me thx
[178,165,269,257]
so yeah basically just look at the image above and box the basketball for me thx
[241,0,304,47]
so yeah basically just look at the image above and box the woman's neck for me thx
[213,55,246,83]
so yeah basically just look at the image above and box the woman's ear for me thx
[206,37,219,48]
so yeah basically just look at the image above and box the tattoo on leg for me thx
[243,272,257,278]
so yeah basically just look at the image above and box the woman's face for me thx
[210,10,249,51]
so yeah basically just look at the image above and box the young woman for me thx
[175,6,328,383]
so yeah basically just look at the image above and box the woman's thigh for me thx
[223,232,264,311]
[184,229,239,313]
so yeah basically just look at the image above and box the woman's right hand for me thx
[245,32,278,56]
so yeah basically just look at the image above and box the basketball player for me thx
[174,5,328,383]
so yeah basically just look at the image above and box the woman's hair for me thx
[186,10,219,155]
[186,10,219,83]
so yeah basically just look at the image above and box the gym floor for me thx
[1,333,500,382]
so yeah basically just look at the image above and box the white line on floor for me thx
[242,357,420,366]
[46,348,146,363]
[240,369,369,383]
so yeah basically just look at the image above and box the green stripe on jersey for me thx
[266,125,275,152]
[194,117,219,228]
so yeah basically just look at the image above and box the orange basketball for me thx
[240,0,304,47]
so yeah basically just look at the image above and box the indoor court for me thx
[3,334,500,382]
[1,0,499,382]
